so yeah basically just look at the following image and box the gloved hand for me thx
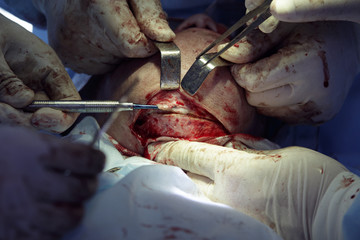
[152,140,360,240]
[0,14,81,133]
[31,0,176,75]
[270,0,360,24]
[245,0,360,33]
[0,125,105,240]
[218,21,360,124]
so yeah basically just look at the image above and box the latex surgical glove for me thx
[245,0,281,33]
[152,140,360,240]
[245,0,360,33]
[0,125,105,240]
[271,0,360,24]
[0,14,81,133]
[31,0,175,75]
[218,21,360,124]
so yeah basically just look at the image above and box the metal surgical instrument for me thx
[154,41,181,90]
[27,100,159,113]
[181,0,272,95]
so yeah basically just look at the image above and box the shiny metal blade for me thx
[154,42,181,90]
[181,53,232,95]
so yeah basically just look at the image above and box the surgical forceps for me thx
[181,0,273,95]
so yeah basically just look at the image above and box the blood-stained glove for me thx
[151,140,360,240]
[31,0,175,75]
[218,21,360,124]
[0,14,81,133]
[0,125,105,240]
[245,0,360,33]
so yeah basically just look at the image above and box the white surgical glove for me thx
[0,14,81,133]
[245,0,280,33]
[31,0,175,75]
[245,0,360,33]
[271,0,360,24]
[218,21,360,124]
[0,125,105,240]
[152,140,360,240]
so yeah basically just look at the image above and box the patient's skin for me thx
[86,28,265,155]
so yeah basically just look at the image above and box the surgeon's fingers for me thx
[218,22,295,64]
[259,15,280,33]
[32,109,76,133]
[30,65,80,132]
[187,172,215,198]
[231,34,323,93]
[245,0,280,33]
[30,53,81,132]
[3,24,80,132]
[31,71,80,133]
[0,54,34,108]
[27,171,98,202]
[0,102,32,126]
[245,0,265,11]
[39,139,105,175]
[31,68,80,133]
[90,0,157,58]
[151,141,255,180]
[129,0,175,41]
[31,202,83,235]
[149,141,215,179]
[271,0,360,24]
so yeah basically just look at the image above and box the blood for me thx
[169,226,193,234]
[341,176,355,188]
[132,91,228,146]
[145,90,157,101]
[318,51,329,88]
[223,103,236,114]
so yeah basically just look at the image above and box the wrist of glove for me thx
[31,0,175,75]
[150,140,358,239]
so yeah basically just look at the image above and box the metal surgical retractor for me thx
[154,41,181,90]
